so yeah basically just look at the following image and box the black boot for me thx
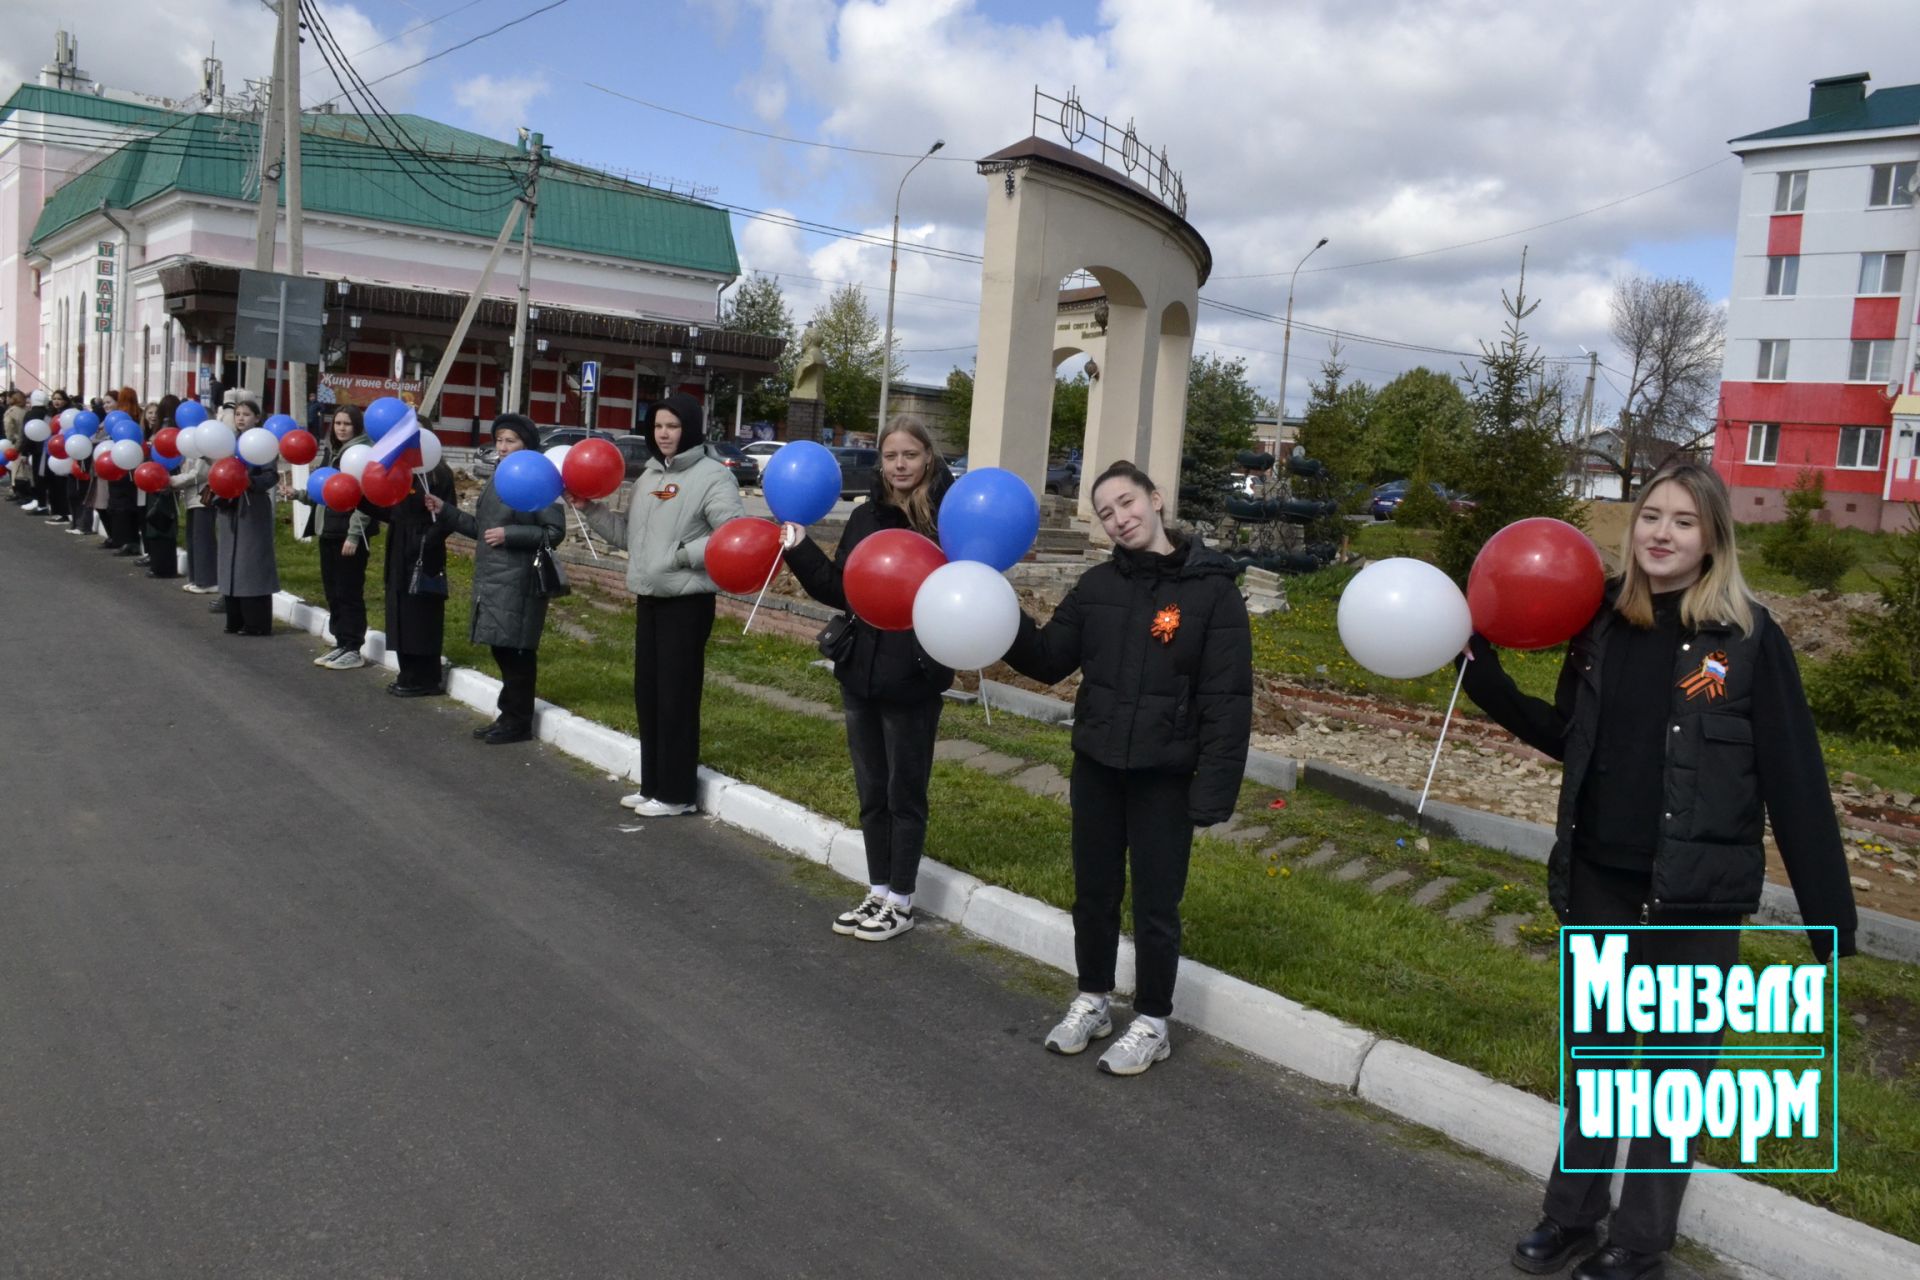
[471,717,501,739]
[1571,1245,1665,1280]
[1512,1218,1600,1274]
[484,719,534,745]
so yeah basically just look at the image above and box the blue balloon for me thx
[493,450,563,513]
[68,410,100,437]
[365,397,410,442]
[264,413,299,438]
[306,467,340,504]
[762,440,841,525]
[106,412,141,443]
[938,467,1040,571]
[154,448,183,473]
[174,400,209,428]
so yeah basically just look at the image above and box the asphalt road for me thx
[0,499,1722,1279]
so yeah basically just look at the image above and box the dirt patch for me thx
[1754,588,1881,659]
[1849,990,1920,1085]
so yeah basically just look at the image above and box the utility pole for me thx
[243,9,287,400]
[1277,237,1328,428]
[421,199,526,419]
[1574,349,1598,498]
[506,131,543,416]
[281,0,307,418]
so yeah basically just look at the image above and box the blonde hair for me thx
[876,419,940,537]
[1615,460,1755,634]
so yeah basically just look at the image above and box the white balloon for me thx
[543,443,571,474]
[24,418,50,442]
[417,428,443,471]
[197,423,237,460]
[238,426,280,466]
[59,408,78,430]
[65,434,94,460]
[48,455,74,476]
[912,561,1021,671]
[1336,557,1474,680]
[339,443,373,480]
[175,427,201,458]
[110,439,144,471]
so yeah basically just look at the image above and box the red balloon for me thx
[279,428,318,465]
[151,426,180,459]
[703,518,784,594]
[562,437,624,501]
[47,433,67,460]
[843,529,948,631]
[91,453,122,482]
[207,456,249,499]
[1467,517,1606,650]
[133,461,170,494]
[322,472,363,513]
[360,459,412,507]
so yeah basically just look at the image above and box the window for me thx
[1765,255,1799,296]
[1756,340,1790,380]
[1747,423,1780,464]
[1774,170,1808,212]
[1868,161,1917,208]
[1859,251,1906,294]
[1838,426,1884,470]
[1850,339,1894,383]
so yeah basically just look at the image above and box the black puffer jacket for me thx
[1006,534,1253,825]
[784,465,956,702]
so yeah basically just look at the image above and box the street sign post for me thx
[234,269,326,413]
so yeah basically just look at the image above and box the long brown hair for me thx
[876,419,941,537]
[1615,460,1755,634]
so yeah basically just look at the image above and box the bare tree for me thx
[1598,277,1725,495]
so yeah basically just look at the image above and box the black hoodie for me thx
[643,394,707,461]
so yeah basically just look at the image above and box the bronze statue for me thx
[790,324,826,402]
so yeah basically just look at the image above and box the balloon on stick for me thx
[174,427,201,458]
[70,410,101,438]
[542,443,572,477]
[1466,518,1605,650]
[493,450,563,512]
[359,460,411,507]
[106,413,141,443]
[262,413,299,439]
[133,461,169,494]
[761,440,841,525]
[937,468,1040,571]
[561,438,623,500]
[110,439,144,471]
[238,427,279,465]
[1336,558,1473,679]
[321,472,363,513]
[48,455,74,477]
[197,423,237,460]
[46,434,68,460]
[912,561,1021,670]
[364,396,410,442]
[417,428,443,472]
[150,427,181,459]
[703,518,784,594]
[65,433,93,461]
[844,529,947,631]
[174,400,208,428]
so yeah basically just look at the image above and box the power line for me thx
[351,0,489,57]
[310,0,574,105]
[584,83,979,163]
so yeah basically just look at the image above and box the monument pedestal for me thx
[785,399,827,444]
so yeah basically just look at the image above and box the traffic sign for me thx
[580,361,599,394]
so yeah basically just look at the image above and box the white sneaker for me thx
[833,893,887,936]
[629,798,697,818]
[854,903,915,942]
[1098,1019,1172,1077]
[1045,996,1114,1055]
[314,647,346,667]
[619,792,648,809]
[326,649,366,670]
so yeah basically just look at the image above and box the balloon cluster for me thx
[706,442,1040,670]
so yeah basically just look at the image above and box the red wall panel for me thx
[1852,296,1901,340]
[1766,215,1802,256]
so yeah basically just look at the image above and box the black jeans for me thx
[224,594,272,635]
[318,537,370,650]
[186,507,218,587]
[633,593,716,807]
[493,645,538,728]
[397,654,442,690]
[1068,754,1195,1019]
[1546,859,1742,1254]
[841,689,943,894]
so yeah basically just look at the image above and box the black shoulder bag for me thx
[531,544,571,598]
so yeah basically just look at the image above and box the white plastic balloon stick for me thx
[1417,657,1470,817]
[741,548,782,635]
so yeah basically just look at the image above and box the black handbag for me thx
[531,545,571,598]
[408,540,448,597]
[816,612,857,663]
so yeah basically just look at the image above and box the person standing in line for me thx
[213,397,280,636]
[140,396,181,577]
[1002,460,1252,1078]
[425,413,564,744]
[1461,461,1855,1280]
[778,420,954,941]
[18,389,50,513]
[571,393,743,817]
[100,390,143,556]
[39,389,72,526]
[310,404,374,670]
[175,399,217,594]
[3,390,26,504]
[361,447,457,697]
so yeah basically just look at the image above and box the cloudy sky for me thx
[6,0,1915,413]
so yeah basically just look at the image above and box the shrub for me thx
[1394,470,1453,530]
[1806,507,1920,744]
[1762,471,1858,591]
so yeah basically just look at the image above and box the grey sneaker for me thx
[313,647,346,668]
[1044,996,1114,1055]
[833,893,887,936]
[1098,1019,1171,1077]
[326,649,366,670]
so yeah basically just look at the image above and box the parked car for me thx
[946,453,969,480]
[831,445,880,497]
[1369,480,1476,520]
[741,440,786,463]
[1045,455,1081,497]
[712,443,762,489]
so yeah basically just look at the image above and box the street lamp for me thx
[1276,236,1328,430]
[877,138,944,438]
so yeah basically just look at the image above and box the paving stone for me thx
[933,739,988,762]
[1333,858,1371,882]
[1009,763,1064,795]
[1268,836,1306,855]
[1409,876,1459,908]
[1217,822,1268,846]
[1369,869,1414,895]
[1038,776,1072,800]
[710,673,838,719]
[1301,842,1340,869]
[1446,890,1495,922]
[968,751,1026,777]
[1491,914,1531,947]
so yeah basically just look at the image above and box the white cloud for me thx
[451,73,550,140]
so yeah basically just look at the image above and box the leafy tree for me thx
[806,284,901,435]
[715,273,796,426]
[1179,352,1260,521]
[1436,258,1579,584]
[1596,276,1724,495]
[942,365,975,452]
[1051,375,1089,457]
[1296,346,1378,502]
[1366,366,1473,486]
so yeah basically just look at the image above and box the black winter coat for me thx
[784,468,956,703]
[1006,535,1253,825]
[1463,585,1857,959]
[360,464,456,659]
[437,479,565,651]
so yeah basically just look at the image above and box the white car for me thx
[741,441,786,461]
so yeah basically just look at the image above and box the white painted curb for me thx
[714,783,837,864]
[1176,960,1377,1090]
[962,887,1136,994]
[1679,1162,1920,1280]
[1357,1040,1561,1176]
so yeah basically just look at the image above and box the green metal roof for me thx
[14,86,738,277]
[0,83,181,130]
[1732,82,1920,143]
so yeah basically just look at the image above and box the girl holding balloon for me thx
[778,420,955,941]
[1004,460,1252,1077]
[100,394,145,556]
[310,404,375,670]
[138,396,181,576]
[357,425,457,698]
[571,394,742,816]
[173,399,218,594]
[211,397,281,635]
[1458,461,1855,1280]
[38,389,73,526]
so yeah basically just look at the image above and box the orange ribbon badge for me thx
[1150,603,1181,645]
[651,483,681,501]
[1678,650,1729,701]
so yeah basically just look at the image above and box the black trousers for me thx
[45,472,69,518]
[493,645,538,727]
[633,593,716,807]
[318,537,370,650]
[185,507,217,587]
[397,654,442,690]
[1068,754,1195,1019]
[144,531,178,575]
[106,509,139,547]
[1546,859,1742,1254]
[224,594,272,635]
[842,689,944,894]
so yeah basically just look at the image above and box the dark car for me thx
[1370,480,1475,520]
[831,446,880,497]
[1045,455,1080,497]
[712,443,761,489]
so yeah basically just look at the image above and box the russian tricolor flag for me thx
[369,406,424,472]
